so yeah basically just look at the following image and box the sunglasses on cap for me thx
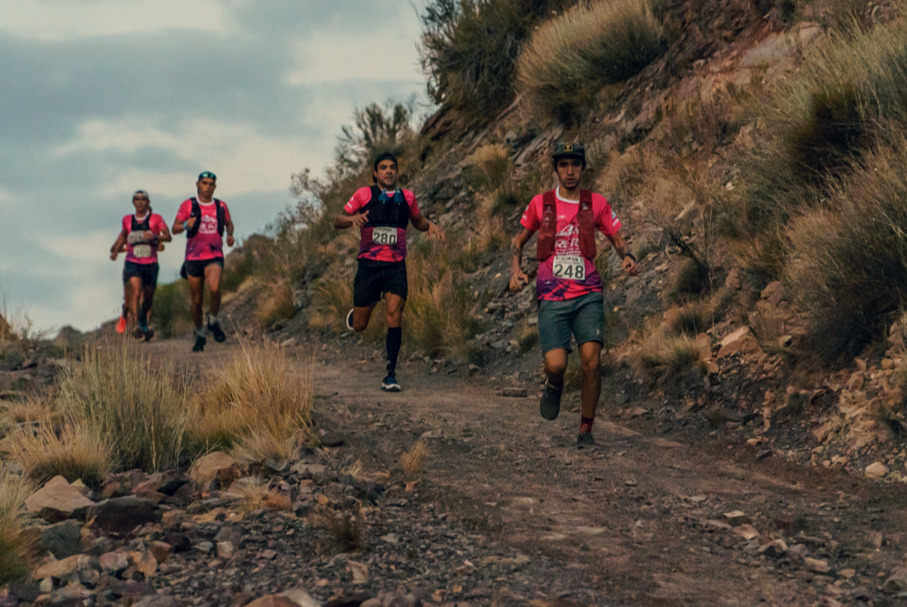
[198,171,217,181]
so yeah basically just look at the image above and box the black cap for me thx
[198,171,217,182]
[552,142,586,164]
[373,152,398,171]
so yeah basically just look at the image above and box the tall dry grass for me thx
[0,471,34,585]
[6,423,111,487]
[56,342,191,471]
[784,136,907,361]
[516,0,663,123]
[189,339,314,463]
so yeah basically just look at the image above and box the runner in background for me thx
[334,152,445,391]
[109,189,171,341]
[172,171,235,352]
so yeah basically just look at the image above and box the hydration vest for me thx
[187,198,225,238]
[536,189,596,261]
[361,186,410,229]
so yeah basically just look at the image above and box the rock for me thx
[149,541,173,564]
[723,511,751,526]
[804,557,830,573]
[99,550,130,573]
[245,597,300,607]
[347,559,369,584]
[320,431,346,447]
[501,387,527,397]
[32,553,97,581]
[883,568,907,592]
[216,541,235,560]
[759,538,788,558]
[40,519,83,558]
[133,595,186,607]
[716,327,756,359]
[129,550,158,578]
[731,524,760,541]
[189,451,241,486]
[87,496,157,535]
[865,462,889,479]
[25,476,95,520]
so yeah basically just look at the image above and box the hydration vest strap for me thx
[187,198,225,238]
[536,189,596,261]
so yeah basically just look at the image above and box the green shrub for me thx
[516,0,663,123]
[150,280,192,338]
[56,342,191,471]
[420,0,577,120]
[785,136,907,362]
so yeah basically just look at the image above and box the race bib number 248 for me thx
[553,255,585,280]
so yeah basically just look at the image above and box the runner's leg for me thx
[384,292,405,375]
[543,348,568,389]
[125,276,142,328]
[350,306,375,332]
[578,340,602,433]
[188,275,205,330]
[204,262,222,318]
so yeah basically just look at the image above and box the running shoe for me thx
[132,327,145,341]
[142,328,155,342]
[207,320,226,343]
[539,380,563,420]
[192,334,206,352]
[577,432,596,448]
[381,374,402,392]
[345,308,355,331]
[115,316,127,334]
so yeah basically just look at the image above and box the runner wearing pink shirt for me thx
[109,189,172,341]
[334,152,445,391]
[510,143,638,448]
[172,171,235,352]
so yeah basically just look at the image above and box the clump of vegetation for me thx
[516,0,663,123]
[56,342,191,471]
[400,441,427,478]
[784,137,907,362]
[6,423,111,487]
[0,471,33,586]
[189,339,314,462]
[420,0,578,120]
[148,281,193,338]
[224,476,292,513]
[637,329,706,378]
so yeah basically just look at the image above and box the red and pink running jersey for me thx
[344,186,421,263]
[122,213,167,265]
[174,198,232,261]
[520,188,621,302]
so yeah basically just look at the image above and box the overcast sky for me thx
[0,0,430,333]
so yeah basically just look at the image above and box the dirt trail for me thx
[153,336,907,605]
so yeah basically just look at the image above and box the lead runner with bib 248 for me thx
[334,152,445,392]
[509,142,638,448]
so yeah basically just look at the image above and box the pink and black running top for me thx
[344,186,420,263]
[174,197,232,261]
[122,213,167,265]
[520,187,622,302]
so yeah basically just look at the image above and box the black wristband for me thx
[623,252,636,262]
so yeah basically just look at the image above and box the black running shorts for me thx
[182,258,224,279]
[123,261,159,287]
[353,260,408,307]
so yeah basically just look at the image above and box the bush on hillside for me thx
[420,0,578,120]
[149,280,193,338]
[785,137,907,362]
[516,0,664,124]
[0,472,33,586]
[729,16,907,241]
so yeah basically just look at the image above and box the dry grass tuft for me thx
[637,332,706,377]
[56,342,191,472]
[224,476,292,513]
[400,441,427,479]
[189,340,314,463]
[318,507,363,553]
[517,0,663,123]
[255,279,296,329]
[5,423,111,487]
[0,471,34,585]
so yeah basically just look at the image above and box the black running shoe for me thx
[192,334,206,352]
[142,328,155,342]
[539,380,563,420]
[577,432,596,448]
[381,374,402,392]
[207,320,226,343]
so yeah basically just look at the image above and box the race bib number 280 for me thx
[553,255,585,280]
[372,226,397,246]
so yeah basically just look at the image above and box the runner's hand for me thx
[623,256,639,276]
[185,216,197,229]
[350,211,369,228]
[227,235,235,247]
[110,251,118,261]
[509,270,529,292]
[427,222,445,243]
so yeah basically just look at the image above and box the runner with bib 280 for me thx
[109,189,172,341]
[172,171,235,353]
[510,143,638,448]
[334,152,445,392]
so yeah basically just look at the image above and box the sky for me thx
[0,0,430,334]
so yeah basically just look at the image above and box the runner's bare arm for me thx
[411,211,445,242]
[606,231,639,276]
[157,223,173,244]
[334,210,369,230]
[110,230,128,261]
[225,219,235,247]
[172,215,196,235]
[509,227,534,292]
